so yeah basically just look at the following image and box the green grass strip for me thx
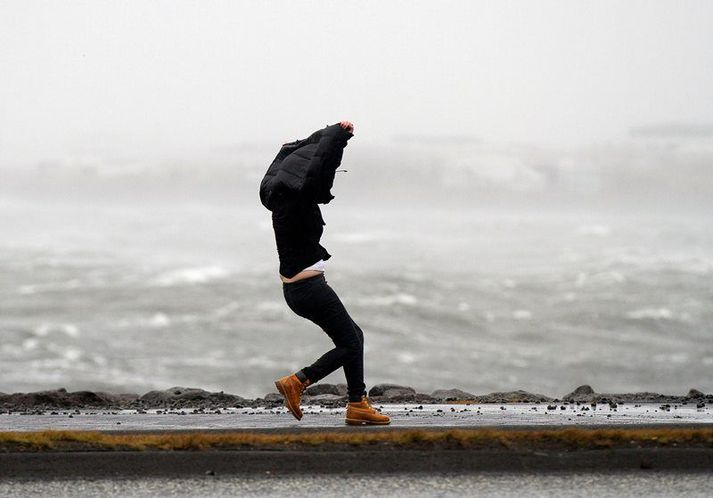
[0,427,712,452]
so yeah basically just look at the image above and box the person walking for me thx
[259,120,390,425]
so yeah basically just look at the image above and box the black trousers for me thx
[282,273,366,402]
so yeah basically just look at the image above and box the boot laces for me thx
[362,395,378,412]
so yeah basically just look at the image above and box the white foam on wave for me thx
[575,224,611,237]
[150,265,230,286]
[22,338,39,350]
[256,301,284,312]
[512,309,533,320]
[18,280,82,295]
[333,232,379,243]
[611,253,713,275]
[145,313,171,328]
[502,278,517,288]
[626,307,674,321]
[245,355,280,368]
[358,293,418,307]
[34,323,81,338]
[575,271,625,287]
[333,231,399,244]
[212,301,241,318]
[62,347,82,361]
[652,352,688,363]
[396,351,418,364]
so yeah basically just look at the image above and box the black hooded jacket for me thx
[260,123,353,278]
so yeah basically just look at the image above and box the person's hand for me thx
[339,120,354,133]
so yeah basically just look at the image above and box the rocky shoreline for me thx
[1,384,711,412]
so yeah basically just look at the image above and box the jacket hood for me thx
[259,124,353,211]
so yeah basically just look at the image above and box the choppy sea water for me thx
[1,201,711,398]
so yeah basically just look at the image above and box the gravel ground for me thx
[1,402,711,432]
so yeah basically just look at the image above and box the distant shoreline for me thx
[1,384,711,412]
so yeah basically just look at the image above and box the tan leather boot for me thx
[274,373,311,420]
[345,395,391,425]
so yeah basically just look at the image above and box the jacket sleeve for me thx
[301,124,353,204]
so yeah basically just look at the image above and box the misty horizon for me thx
[2,1,713,170]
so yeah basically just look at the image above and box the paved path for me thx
[4,470,713,498]
[2,402,711,432]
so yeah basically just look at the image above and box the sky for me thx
[1,0,712,168]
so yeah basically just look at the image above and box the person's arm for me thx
[302,122,354,203]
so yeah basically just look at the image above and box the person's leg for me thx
[341,318,365,400]
[283,276,366,402]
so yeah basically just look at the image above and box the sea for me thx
[1,200,711,399]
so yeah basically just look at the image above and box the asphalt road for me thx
[2,470,713,497]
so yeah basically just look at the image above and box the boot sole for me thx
[345,418,391,425]
[274,380,302,421]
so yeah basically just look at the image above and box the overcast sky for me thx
[1,0,712,168]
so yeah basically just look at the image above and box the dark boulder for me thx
[431,388,475,401]
[688,388,705,399]
[0,388,133,410]
[306,384,341,396]
[563,385,596,402]
[305,393,346,403]
[562,385,691,404]
[474,390,553,403]
[368,384,416,397]
[138,387,246,408]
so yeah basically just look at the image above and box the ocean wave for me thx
[333,232,378,243]
[575,224,611,237]
[212,301,241,318]
[22,338,39,350]
[150,265,230,287]
[357,293,418,307]
[396,351,418,364]
[333,231,398,243]
[144,313,171,328]
[651,352,689,363]
[626,307,676,321]
[34,323,81,338]
[574,271,626,287]
[512,309,533,320]
[18,280,82,295]
[244,355,281,368]
[256,301,284,312]
[609,254,713,275]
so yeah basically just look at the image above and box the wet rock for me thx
[430,388,475,401]
[0,388,134,410]
[383,389,418,400]
[137,387,246,409]
[306,384,341,396]
[304,393,346,402]
[140,387,209,403]
[563,385,692,404]
[368,384,416,397]
[563,385,596,402]
[263,393,283,402]
[688,389,705,399]
[474,390,553,403]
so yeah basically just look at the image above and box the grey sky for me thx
[1,0,712,168]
